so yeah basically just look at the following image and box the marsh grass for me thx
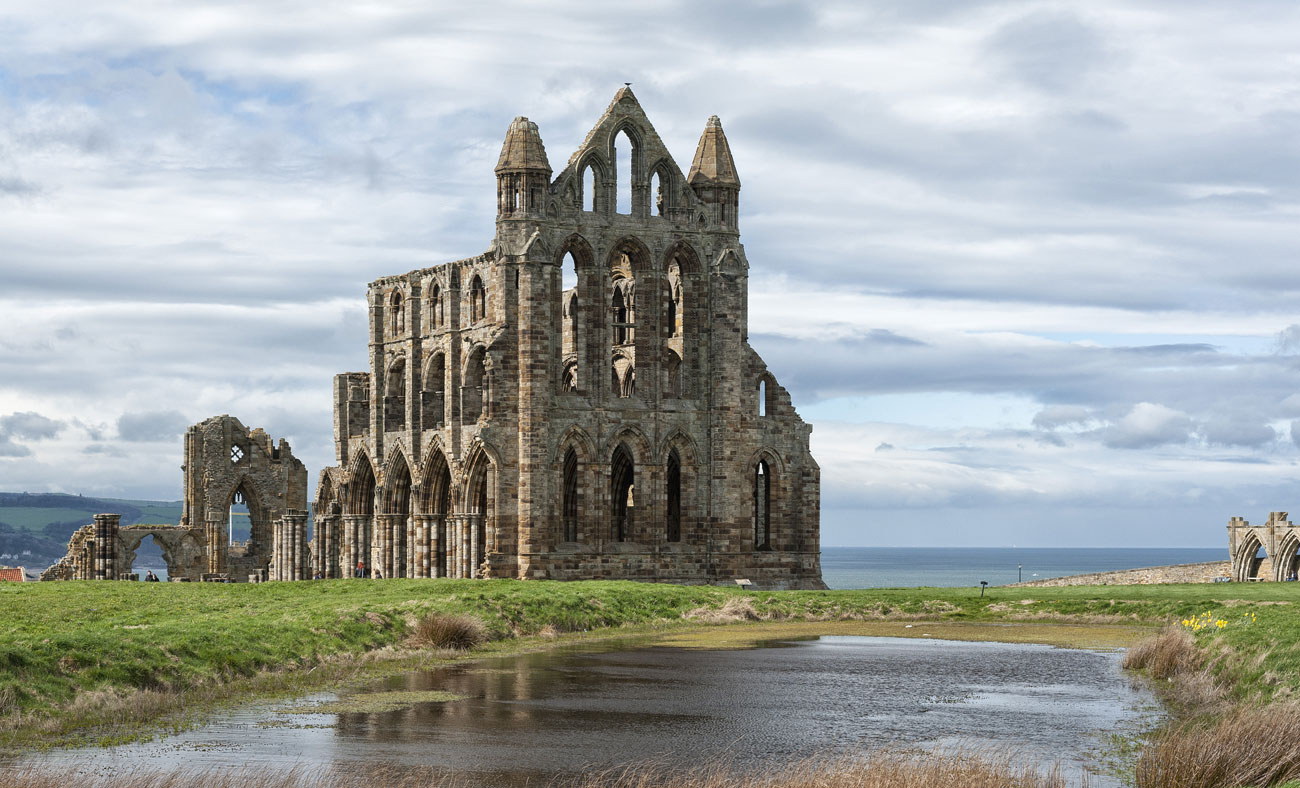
[0,753,1078,788]
[1123,626,1202,680]
[1135,703,1300,788]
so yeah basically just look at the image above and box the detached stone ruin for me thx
[44,89,825,589]
[43,415,308,582]
[1227,511,1300,582]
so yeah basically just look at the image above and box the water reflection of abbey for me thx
[311,88,824,589]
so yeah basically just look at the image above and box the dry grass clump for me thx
[409,612,486,651]
[1135,702,1300,788]
[570,753,1074,788]
[683,597,762,624]
[1123,626,1201,680]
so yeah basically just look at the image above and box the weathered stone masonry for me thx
[312,89,825,589]
[43,415,308,581]
[1228,511,1300,581]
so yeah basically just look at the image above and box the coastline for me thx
[1008,560,1230,587]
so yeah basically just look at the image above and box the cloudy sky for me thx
[2,1,1298,548]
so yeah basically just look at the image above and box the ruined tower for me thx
[313,89,824,589]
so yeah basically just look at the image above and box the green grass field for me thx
[2,579,1298,785]
[2,580,1297,716]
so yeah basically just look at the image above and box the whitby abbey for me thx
[45,89,826,589]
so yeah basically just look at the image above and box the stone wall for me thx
[1010,561,1230,587]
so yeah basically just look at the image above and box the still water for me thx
[31,635,1158,786]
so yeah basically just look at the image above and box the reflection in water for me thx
[26,636,1158,787]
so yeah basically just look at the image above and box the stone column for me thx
[428,515,443,578]
[405,516,416,578]
[468,514,481,579]
[285,509,308,581]
[93,513,120,580]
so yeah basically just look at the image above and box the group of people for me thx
[303,562,385,580]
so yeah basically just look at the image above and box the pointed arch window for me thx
[463,347,488,423]
[666,450,681,543]
[470,275,486,323]
[430,284,443,330]
[754,459,771,550]
[562,449,579,542]
[389,291,405,336]
[422,353,445,429]
[610,445,634,542]
[561,252,579,393]
[384,358,406,431]
[583,165,597,212]
[615,130,633,214]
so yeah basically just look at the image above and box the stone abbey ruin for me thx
[43,415,309,581]
[46,89,825,589]
[1227,511,1300,582]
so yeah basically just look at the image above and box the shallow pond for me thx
[28,635,1159,786]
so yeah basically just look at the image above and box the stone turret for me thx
[495,116,551,219]
[688,115,741,229]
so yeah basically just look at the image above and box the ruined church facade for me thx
[311,89,824,589]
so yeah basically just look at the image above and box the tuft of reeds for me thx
[683,596,762,624]
[1135,702,1300,788]
[567,753,1076,788]
[409,612,487,651]
[1122,626,1201,680]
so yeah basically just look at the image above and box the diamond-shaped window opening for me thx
[230,445,245,463]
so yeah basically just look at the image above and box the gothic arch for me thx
[1276,531,1300,581]
[663,240,702,275]
[555,233,597,270]
[1233,531,1266,582]
[606,236,654,273]
[605,424,652,466]
[345,451,377,515]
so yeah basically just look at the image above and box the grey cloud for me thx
[1202,418,1277,448]
[0,412,63,440]
[0,175,39,195]
[1098,403,1194,449]
[1290,420,1300,449]
[1275,325,1300,355]
[117,410,190,442]
[0,438,31,458]
[984,10,1109,92]
[1032,405,1093,430]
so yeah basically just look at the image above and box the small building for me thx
[0,566,29,582]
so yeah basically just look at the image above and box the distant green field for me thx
[0,507,100,533]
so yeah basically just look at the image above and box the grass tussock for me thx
[571,753,1074,788]
[684,596,762,624]
[1123,626,1201,680]
[1135,702,1300,788]
[0,754,1075,788]
[409,613,486,651]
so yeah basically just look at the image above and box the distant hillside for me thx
[0,492,183,569]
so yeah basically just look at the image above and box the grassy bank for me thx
[2,578,1298,761]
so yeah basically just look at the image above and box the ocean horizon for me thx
[819,546,1226,589]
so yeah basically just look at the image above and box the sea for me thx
[820,546,1226,589]
[145,546,1224,587]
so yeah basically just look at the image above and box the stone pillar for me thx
[283,509,307,581]
[406,516,416,578]
[93,514,120,580]
[428,515,443,578]
[469,514,481,579]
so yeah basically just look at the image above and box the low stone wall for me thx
[1008,561,1230,587]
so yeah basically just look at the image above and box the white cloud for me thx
[1,0,1299,546]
